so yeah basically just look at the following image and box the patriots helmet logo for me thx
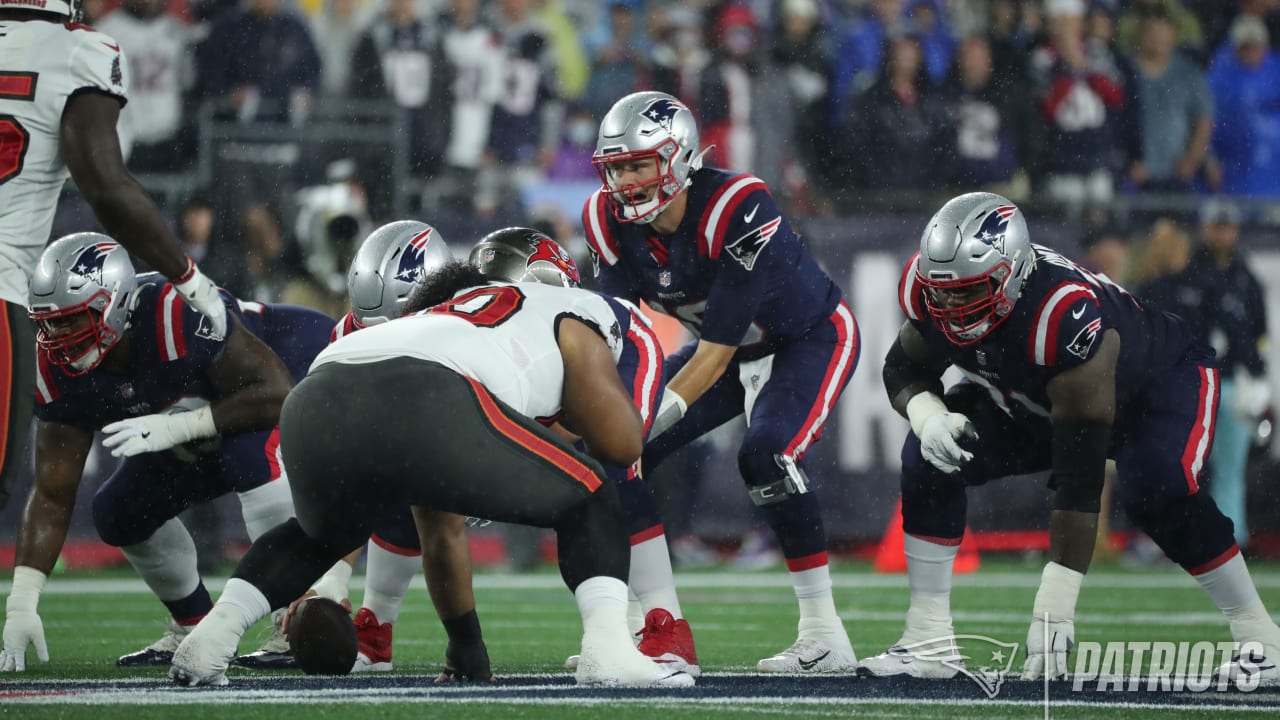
[394,228,435,284]
[68,241,120,292]
[527,237,581,285]
[973,205,1018,255]
[640,97,687,133]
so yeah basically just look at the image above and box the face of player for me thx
[36,310,109,373]
[603,156,661,205]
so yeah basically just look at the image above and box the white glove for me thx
[907,393,978,474]
[648,389,687,440]
[101,405,217,458]
[1232,373,1271,420]
[173,259,228,338]
[1,567,49,672]
[1021,562,1084,681]
[309,560,353,606]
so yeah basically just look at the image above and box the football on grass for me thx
[287,597,357,675]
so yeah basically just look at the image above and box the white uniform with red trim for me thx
[0,17,128,305]
[315,282,625,421]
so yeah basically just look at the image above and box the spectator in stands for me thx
[947,35,1029,199]
[546,105,599,182]
[177,194,252,301]
[350,0,452,177]
[986,0,1036,91]
[770,0,835,199]
[584,2,650,120]
[430,0,505,217]
[1134,216,1192,291]
[97,0,194,173]
[1029,0,1136,213]
[648,5,709,106]
[844,32,953,190]
[1128,5,1213,192]
[1208,16,1280,197]
[699,4,766,176]
[197,0,321,124]
[1115,0,1204,59]
[309,0,366,99]
[831,0,910,124]
[488,0,563,173]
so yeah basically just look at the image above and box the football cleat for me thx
[757,618,859,673]
[169,607,244,687]
[574,638,695,687]
[1215,648,1280,687]
[232,622,296,670]
[635,609,700,678]
[351,608,394,672]
[861,640,962,679]
[117,618,191,667]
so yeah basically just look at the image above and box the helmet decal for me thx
[68,241,120,291]
[394,228,436,284]
[973,206,1018,255]
[639,97,687,134]
[527,237,581,286]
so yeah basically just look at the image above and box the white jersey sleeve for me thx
[0,19,128,305]
[313,283,624,420]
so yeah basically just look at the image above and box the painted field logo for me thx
[1072,641,1269,693]
[895,635,1020,698]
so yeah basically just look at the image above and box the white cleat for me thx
[861,640,962,679]
[574,637,694,687]
[168,607,243,687]
[757,618,858,674]
[564,654,579,670]
[1215,648,1280,688]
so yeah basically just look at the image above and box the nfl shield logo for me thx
[975,350,987,366]
[658,270,672,287]
[483,249,496,262]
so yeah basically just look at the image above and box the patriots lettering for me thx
[725,217,781,271]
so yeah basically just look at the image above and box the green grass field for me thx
[2,556,1279,719]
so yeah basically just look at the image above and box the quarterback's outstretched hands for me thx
[174,259,228,338]
[101,406,216,458]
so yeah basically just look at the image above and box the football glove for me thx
[436,639,495,683]
[101,406,217,458]
[174,259,228,338]
[1,567,49,672]
[1021,562,1084,681]
[907,393,978,475]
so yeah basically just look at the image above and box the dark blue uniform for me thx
[34,274,333,551]
[584,167,859,567]
[898,245,1238,573]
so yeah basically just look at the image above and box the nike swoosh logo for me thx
[1071,305,1085,319]
[102,42,120,51]
[798,650,831,670]
[141,432,151,439]
[743,203,759,224]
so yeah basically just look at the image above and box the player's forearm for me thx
[210,384,290,436]
[1047,509,1098,574]
[419,513,477,621]
[13,487,76,575]
[81,178,189,280]
[667,341,735,408]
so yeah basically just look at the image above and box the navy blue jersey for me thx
[583,167,842,360]
[899,244,1203,419]
[34,273,332,430]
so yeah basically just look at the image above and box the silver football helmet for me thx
[29,233,138,375]
[469,227,581,288]
[593,91,707,224]
[347,221,452,326]
[916,192,1035,345]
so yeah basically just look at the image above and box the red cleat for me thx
[635,608,700,678]
[352,608,393,672]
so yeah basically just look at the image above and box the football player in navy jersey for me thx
[583,91,860,673]
[866,192,1280,684]
[0,233,333,673]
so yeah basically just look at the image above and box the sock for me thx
[574,576,630,636]
[216,578,273,634]
[238,479,295,541]
[901,535,959,639]
[628,532,682,620]
[362,539,420,625]
[121,518,210,625]
[627,600,645,637]
[793,563,839,624]
[1194,551,1262,615]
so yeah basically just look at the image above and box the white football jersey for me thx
[94,11,185,146]
[0,18,128,306]
[313,282,624,420]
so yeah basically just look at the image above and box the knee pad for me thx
[92,486,162,548]
[738,452,812,507]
